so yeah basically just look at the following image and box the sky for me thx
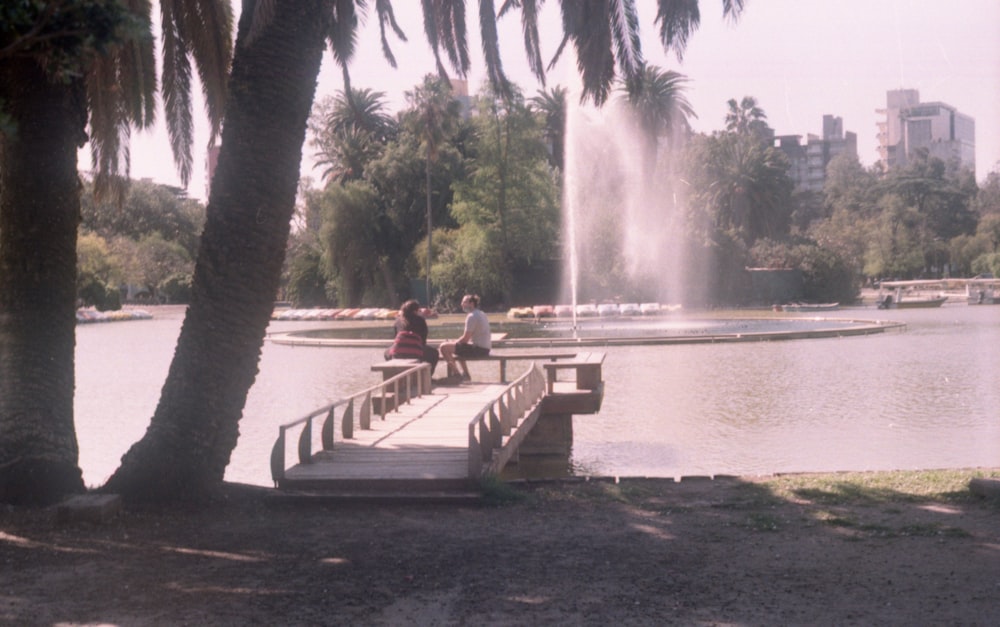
[117,0,1000,201]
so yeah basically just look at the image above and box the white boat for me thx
[619,303,641,316]
[597,303,619,317]
[876,278,1000,308]
[639,302,661,315]
[876,281,947,309]
[965,277,1000,305]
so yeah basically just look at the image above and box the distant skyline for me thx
[114,0,1000,200]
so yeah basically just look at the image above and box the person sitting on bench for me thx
[439,294,490,381]
[385,299,439,375]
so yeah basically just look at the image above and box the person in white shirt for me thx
[440,294,491,381]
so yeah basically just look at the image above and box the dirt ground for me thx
[2,472,998,626]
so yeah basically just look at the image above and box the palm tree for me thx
[725,95,767,138]
[310,87,397,182]
[102,0,745,502]
[706,134,793,244]
[530,85,567,170]
[406,75,460,303]
[310,88,396,183]
[618,64,693,176]
[0,0,231,505]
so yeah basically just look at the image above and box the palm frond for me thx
[721,0,746,22]
[160,1,195,184]
[175,0,233,145]
[117,0,157,129]
[479,0,511,100]
[158,0,231,183]
[82,0,156,201]
[653,0,700,60]
[421,0,471,79]
[499,0,545,85]
[559,0,615,105]
[375,0,408,68]
[86,55,132,203]
[655,0,744,60]
[328,0,360,66]
[608,0,642,82]
[420,0,448,77]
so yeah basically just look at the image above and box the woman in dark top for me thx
[386,299,439,374]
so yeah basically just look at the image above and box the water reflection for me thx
[75,305,998,487]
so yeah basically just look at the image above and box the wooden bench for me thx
[462,350,579,382]
[542,351,606,393]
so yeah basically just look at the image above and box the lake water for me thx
[75,304,999,488]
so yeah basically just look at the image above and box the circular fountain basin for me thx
[268,315,903,348]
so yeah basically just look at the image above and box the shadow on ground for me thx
[1,471,998,625]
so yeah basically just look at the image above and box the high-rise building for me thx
[775,115,857,192]
[876,89,975,172]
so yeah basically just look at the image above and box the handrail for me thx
[467,363,547,479]
[270,362,431,485]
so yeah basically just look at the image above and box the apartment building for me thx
[775,115,858,192]
[876,89,975,172]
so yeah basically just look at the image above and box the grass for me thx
[762,469,998,506]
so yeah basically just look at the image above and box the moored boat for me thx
[966,277,1000,305]
[876,280,947,309]
[780,302,840,312]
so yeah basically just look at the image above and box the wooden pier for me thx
[271,353,604,497]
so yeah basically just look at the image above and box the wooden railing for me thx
[270,362,431,485]
[467,364,547,479]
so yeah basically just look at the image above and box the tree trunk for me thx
[0,59,87,504]
[103,0,332,502]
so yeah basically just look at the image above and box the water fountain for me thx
[561,76,696,312]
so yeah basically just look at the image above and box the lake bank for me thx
[4,468,999,624]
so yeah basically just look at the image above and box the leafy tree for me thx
[823,152,878,218]
[972,252,1000,277]
[441,84,560,305]
[318,180,390,305]
[881,150,977,242]
[77,231,124,309]
[808,207,870,279]
[976,213,1000,254]
[971,169,1000,217]
[81,180,205,256]
[123,233,193,300]
[749,238,859,303]
[0,0,230,504]
[863,195,926,279]
[285,246,332,307]
[77,232,124,291]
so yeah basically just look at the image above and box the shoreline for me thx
[4,467,998,625]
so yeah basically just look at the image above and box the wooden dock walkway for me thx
[282,383,508,491]
[271,353,605,497]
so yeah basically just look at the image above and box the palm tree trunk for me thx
[104,0,332,501]
[0,59,87,504]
